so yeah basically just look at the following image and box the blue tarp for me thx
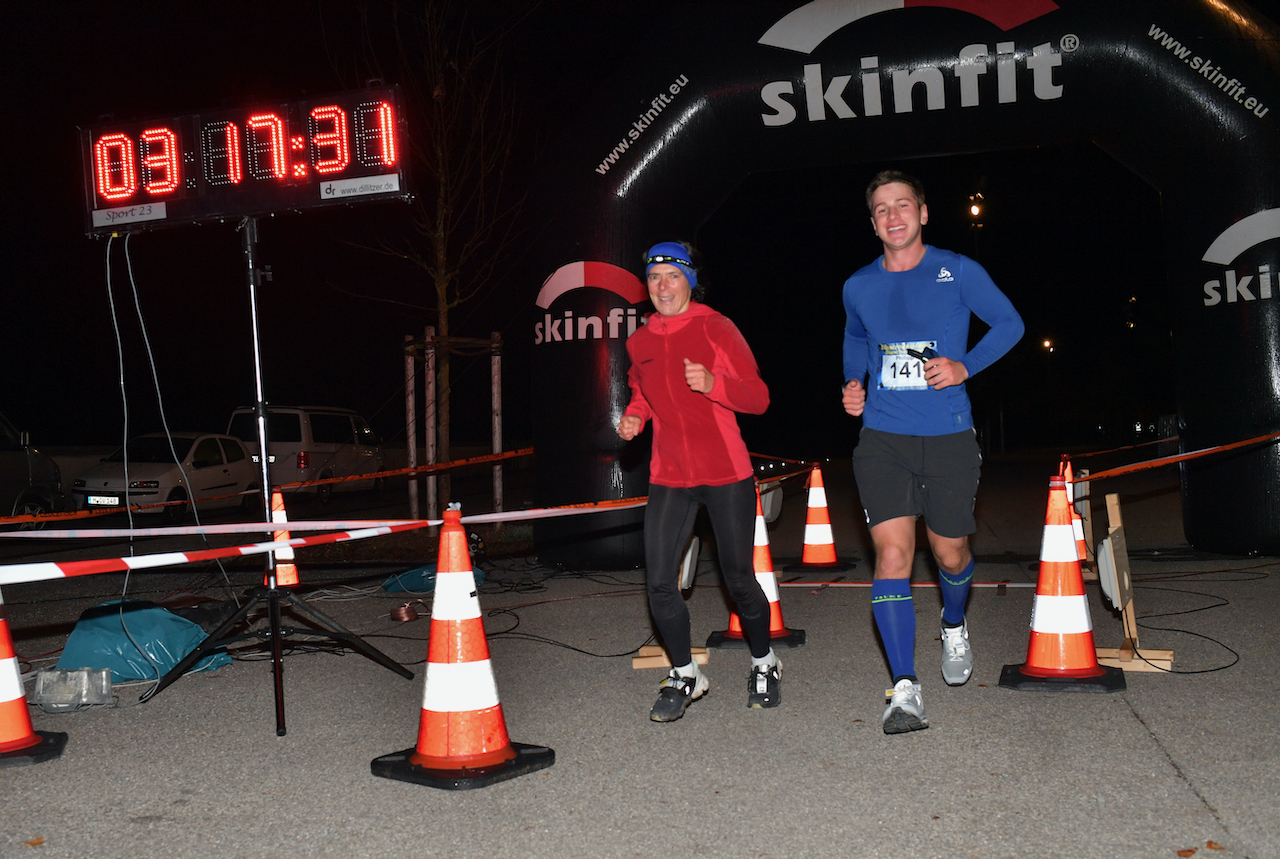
[56,600,231,681]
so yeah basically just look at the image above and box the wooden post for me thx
[404,335,418,519]
[491,332,503,516]
[425,325,438,522]
[1094,492,1174,672]
[1076,466,1097,581]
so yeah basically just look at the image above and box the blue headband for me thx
[645,241,698,289]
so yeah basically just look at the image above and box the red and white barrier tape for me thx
[1067,429,1280,482]
[2,498,647,540]
[0,498,646,586]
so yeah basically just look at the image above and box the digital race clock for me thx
[80,85,409,235]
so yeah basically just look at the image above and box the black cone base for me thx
[371,742,555,790]
[706,629,806,649]
[781,560,854,573]
[0,731,68,768]
[998,663,1126,693]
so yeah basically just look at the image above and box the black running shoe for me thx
[649,669,709,722]
[747,659,782,709]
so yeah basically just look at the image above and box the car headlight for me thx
[129,480,160,489]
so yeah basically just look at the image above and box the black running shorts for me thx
[851,427,981,538]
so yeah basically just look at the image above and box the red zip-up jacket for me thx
[623,302,769,487]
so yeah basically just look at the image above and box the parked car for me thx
[227,406,386,503]
[71,432,258,524]
[0,411,63,529]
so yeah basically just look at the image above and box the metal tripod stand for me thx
[137,216,412,735]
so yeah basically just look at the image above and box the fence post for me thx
[404,334,419,519]
[491,332,504,516]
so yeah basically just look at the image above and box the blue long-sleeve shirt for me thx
[842,246,1024,436]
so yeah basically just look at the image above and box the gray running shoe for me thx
[940,614,973,686]
[649,668,709,722]
[882,678,929,734]
[747,658,782,709]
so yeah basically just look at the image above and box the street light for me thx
[968,192,984,225]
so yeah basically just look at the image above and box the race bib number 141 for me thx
[878,340,937,390]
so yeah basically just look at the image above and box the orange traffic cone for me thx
[783,465,853,572]
[999,475,1125,692]
[0,590,67,767]
[707,487,806,649]
[264,490,298,588]
[1059,459,1089,563]
[372,504,554,789]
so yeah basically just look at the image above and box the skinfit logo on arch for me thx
[756,0,1067,128]
[1202,209,1280,307]
[534,261,647,345]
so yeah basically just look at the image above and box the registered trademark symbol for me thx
[1060,34,1080,52]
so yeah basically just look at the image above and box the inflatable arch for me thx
[529,0,1280,566]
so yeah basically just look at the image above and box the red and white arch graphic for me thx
[536,261,646,309]
[759,0,1061,53]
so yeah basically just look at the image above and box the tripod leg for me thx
[268,588,287,736]
[139,592,261,703]
[282,592,414,679]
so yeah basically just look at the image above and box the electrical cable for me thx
[1109,564,1267,673]
[104,236,164,695]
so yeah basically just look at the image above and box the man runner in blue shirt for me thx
[841,170,1024,734]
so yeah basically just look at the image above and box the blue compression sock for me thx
[940,556,975,626]
[872,578,916,681]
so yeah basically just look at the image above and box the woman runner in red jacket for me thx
[617,240,781,722]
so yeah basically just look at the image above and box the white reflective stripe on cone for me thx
[1039,524,1077,563]
[807,487,828,507]
[803,523,834,544]
[1029,595,1093,634]
[273,534,295,562]
[421,660,501,712]
[754,516,768,546]
[0,656,23,704]
[755,571,779,602]
[431,570,482,622]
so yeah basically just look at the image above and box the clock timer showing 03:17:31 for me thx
[79,85,410,236]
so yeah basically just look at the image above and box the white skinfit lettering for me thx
[595,75,690,175]
[760,40,1064,126]
[534,306,643,345]
[1148,23,1269,119]
[1203,264,1274,306]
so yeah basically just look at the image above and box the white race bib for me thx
[878,340,938,390]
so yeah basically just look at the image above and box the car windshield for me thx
[105,437,196,463]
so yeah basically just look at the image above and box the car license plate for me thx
[88,495,121,507]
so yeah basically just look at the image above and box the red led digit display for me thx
[94,133,137,201]
[140,128,179,194]
[203,120,244,186]
[80,85,408,235]
[246,114,287,180]
[356,102,397,167]
[309,105,350,174]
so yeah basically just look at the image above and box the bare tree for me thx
[331,0,528,510]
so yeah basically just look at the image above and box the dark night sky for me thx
[5,2,1277,459]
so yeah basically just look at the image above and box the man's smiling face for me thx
[870,181,929,254]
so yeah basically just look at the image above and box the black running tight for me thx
[644,478,772,663]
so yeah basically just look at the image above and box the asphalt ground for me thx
[2,452,1277,859]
